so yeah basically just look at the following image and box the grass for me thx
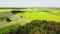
[0,8,60,34]
[17,9,60,22]
[0,23,21,34]
[0,8,60,23]
[0,9,12,13]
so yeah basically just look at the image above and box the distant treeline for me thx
[2,20,60,34]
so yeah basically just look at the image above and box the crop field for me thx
[0,8,60,34]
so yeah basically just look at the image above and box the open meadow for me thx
[0,8,60,34]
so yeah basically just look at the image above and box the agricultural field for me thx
[0,8,60,34]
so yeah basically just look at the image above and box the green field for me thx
[17,8,60,22]
[0,8,60,34]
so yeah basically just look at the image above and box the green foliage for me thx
[0,23,21,34]
[0,8,60,34]
[16,20,60,34]
[0,20,60,34]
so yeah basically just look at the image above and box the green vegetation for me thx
[17,8,60,22]
[0,23,21,34]
[0,8,60,34]
[1,20,60,34]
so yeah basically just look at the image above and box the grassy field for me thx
[17,8,60,22]
[0,23,21,34]
[0,8,60,34]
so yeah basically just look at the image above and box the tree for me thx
[8,29,15,34]
[6,17,11,22]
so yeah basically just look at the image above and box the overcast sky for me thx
[0,0,60,7]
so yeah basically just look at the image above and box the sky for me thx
[0,0,60,7]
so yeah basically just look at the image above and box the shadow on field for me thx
[11,10,25,14]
